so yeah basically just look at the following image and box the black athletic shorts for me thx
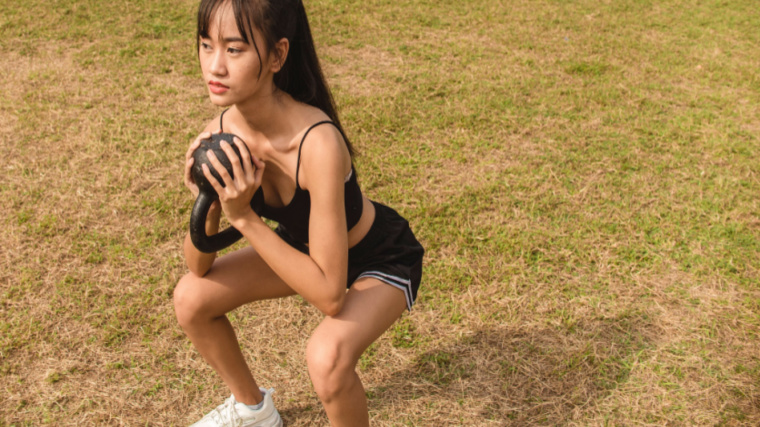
[275,201,424,311]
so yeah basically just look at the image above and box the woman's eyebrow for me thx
[222,36,247,43]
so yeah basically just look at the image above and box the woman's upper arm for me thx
[299,125,352,287]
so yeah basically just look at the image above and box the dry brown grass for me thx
[2,0,760,426]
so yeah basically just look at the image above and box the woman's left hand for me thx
[202,136,265,226]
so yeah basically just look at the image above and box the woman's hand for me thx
[202,136,265,227]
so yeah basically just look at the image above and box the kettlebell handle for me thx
[189,191,244,253]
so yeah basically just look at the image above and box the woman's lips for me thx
[208,81,229,94]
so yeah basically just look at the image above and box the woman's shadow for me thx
[364,313,658,425]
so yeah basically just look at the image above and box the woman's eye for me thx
[227,47,241,54]
[200,42,212,50]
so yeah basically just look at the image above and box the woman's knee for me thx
[305,334,357,401]
[173,272,210,329]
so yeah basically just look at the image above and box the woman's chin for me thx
[210,99,232,107]
[208,93,233,107]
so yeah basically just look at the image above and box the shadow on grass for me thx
[368,312,657,425]
[278,405,324,427]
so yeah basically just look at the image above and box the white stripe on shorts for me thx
[357,271,413,311]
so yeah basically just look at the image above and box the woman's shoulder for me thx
[296,120,351,190]
[287,103,341,149]
[297,119,346,156]
[200,112,224,133]
[292,103,330,128]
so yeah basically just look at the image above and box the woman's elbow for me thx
[318,291,346,317]
[186,259,214,278]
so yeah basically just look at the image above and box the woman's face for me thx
[198,3,273,106]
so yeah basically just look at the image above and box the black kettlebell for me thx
[189,133,250,253]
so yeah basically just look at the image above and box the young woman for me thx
[173,1,424,426]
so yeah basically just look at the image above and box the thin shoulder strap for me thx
[219,109,230,132]
[295,121,344,188]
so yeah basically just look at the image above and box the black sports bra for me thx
[220,110,364,243]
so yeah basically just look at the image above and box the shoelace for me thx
[208,396,243,426]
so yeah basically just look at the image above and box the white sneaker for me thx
[190,388,283,427]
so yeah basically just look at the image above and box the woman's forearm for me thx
[183,207,222,277]
[233,212,347,315]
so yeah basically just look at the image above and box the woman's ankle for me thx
[231,384,264,406]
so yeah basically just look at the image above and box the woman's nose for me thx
[209,51,226,76]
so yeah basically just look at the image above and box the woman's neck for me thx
[232,89,292,139]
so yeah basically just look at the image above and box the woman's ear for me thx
[271,37,290,73]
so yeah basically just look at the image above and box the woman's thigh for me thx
[308,277,407,363]
[175,246,297,319]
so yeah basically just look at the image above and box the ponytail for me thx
[275,1,353,156]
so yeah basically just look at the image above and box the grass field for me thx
[1,0,759,425]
